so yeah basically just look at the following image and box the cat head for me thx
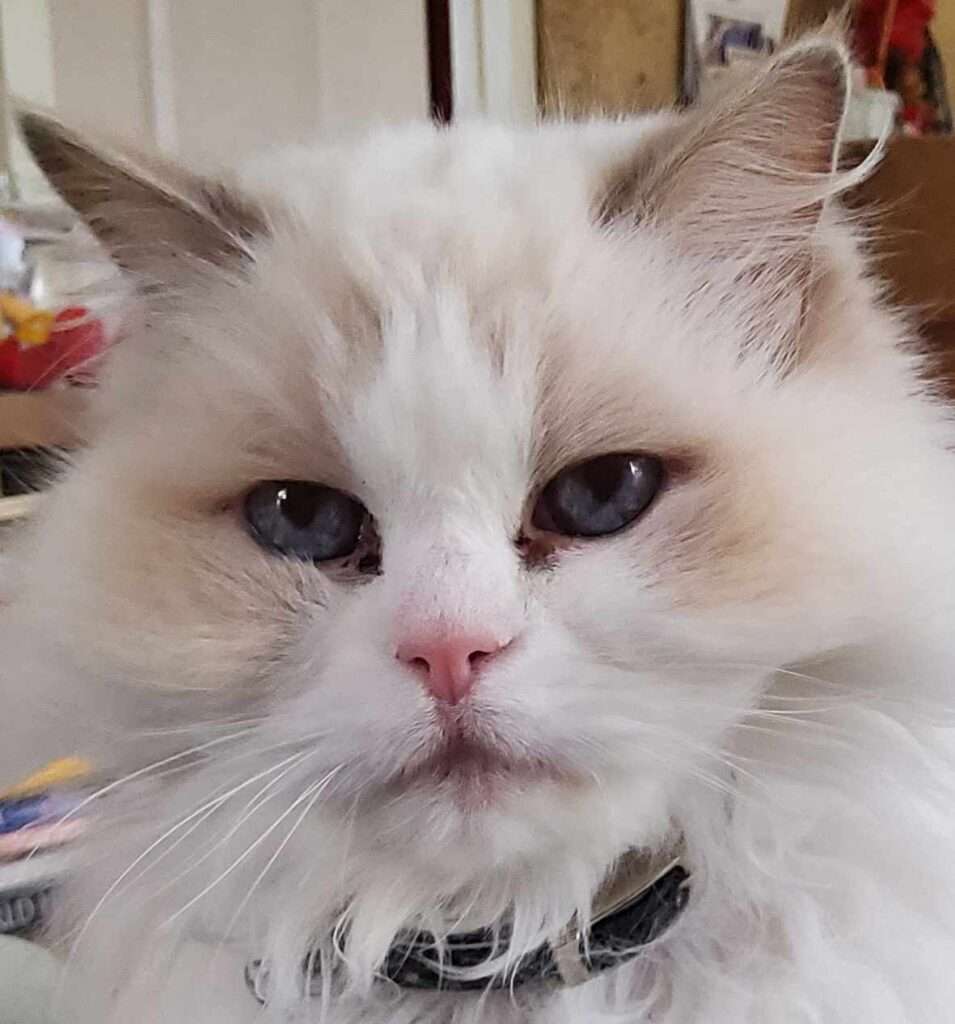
[11,38,954,970]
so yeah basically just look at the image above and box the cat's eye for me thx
[532,453,664,538]
[244,480,367,561]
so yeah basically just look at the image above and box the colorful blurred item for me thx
[0,758,95,946]
[0,758,92,801]
[0,756,93,859]
[0,294,55,348]
[853,0,952,135]
[0,304,105,390]
[0,756,93,863]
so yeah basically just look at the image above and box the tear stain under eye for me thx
[516,532,560,570]
[336,521,382,580]
[356,553,382,575]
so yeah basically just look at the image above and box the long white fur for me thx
[4,38,955,1024]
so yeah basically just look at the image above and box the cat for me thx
[5,34,955,1024]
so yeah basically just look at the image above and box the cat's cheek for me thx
[531,448,862,671]
[37,485,338,693]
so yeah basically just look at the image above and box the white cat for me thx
[6,35,955,1024]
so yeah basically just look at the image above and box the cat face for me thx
[16,42,914,895]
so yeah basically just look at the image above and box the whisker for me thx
[162,763,346,926]
[111,749,316,899]
[28,726,258,861]
[64,747,317,956]
[214,761,343,956]
[135,749,320,908]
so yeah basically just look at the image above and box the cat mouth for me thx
[397,718,568,803]
[411,735,516,780]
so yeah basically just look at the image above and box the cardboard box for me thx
[848,137,955,392]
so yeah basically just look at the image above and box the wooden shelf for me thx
[0,389,88,450]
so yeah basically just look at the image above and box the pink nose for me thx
[396,631,511,704]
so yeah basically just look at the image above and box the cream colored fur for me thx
[3,37,955,1024]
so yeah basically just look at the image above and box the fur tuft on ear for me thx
[18,111,267,283]
[601,38,863,239]
[599,37,882,369]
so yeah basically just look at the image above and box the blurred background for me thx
[0,0,948,201]
[0,0,439,196]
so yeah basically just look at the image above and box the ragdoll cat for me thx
[5,35,955,1024]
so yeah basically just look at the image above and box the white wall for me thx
[42,0,429,168]
[316,0,428,139]
[169,0,323,167]
[1,0,58,198]
[3,0,55,109]
[50,0,154,146]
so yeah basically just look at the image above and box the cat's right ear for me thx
[598,38,861,251]
[18,111,266,284]
[597,37,881,369]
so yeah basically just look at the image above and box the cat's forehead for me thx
[142,120,749,505]
[242,232,702,490]
[247,124,711,358]
[240,121,655,246]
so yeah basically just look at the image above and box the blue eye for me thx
[532,453,664,538]
[244,481,367,562]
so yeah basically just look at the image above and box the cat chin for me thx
[337,765,674,885]
[376,724,581,813]
[389,761,565,816]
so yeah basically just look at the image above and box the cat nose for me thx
[396,631,512,704]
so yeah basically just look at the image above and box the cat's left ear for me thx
[599,37,876,366]
[17,111,266,288]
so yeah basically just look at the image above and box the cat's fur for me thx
[5,36,955,1023]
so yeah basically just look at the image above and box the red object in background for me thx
[0,307,106,391]
[855,0,936,68]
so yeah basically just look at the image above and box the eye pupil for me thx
[244,480,367,562]
[277,484,320,530]
[581,458,627,504]
[532,453,663,539]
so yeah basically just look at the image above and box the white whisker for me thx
[29,727,258,862]
[212,760,344,971]
[162,763,346,926]
[65,747,318,956]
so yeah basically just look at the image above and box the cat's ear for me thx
[600,37,876,365]
[18,111,266,283]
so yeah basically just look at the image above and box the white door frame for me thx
[145,0,178,154]
[450,0,536,122]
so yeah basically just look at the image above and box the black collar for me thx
[247,847,689,1000]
